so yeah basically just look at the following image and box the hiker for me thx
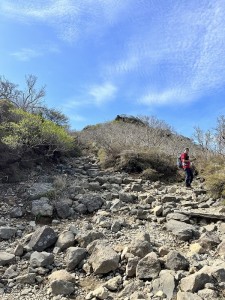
[180,147,195,188]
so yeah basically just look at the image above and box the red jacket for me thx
[180,152,190,169]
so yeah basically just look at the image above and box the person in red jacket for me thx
[180,147,195,188]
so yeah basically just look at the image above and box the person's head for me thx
[184,147,189,153]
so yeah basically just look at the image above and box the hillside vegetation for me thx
[1,75,225,198]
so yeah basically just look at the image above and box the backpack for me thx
[177,155,183,169]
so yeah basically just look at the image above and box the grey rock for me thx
[119,192,137,203]
[76,230,105,248]
[28,225,58,251]
[0,252,16,266]
[0,226,17,240]
[14,244,24,256]
[165,250,189,271]
[111,221,122,233]
[161,195,179,203]
[198,288,218,300]
[3,265,19,279]
[10,207,25,218]
[89,243,120,274]
[126,256,139,277]
[136,252,161,279]
[55,202,71,219]
[177,291,202,300]
[104,275,122,291]
[50,280,75,295]
[56,231,75,251]
[73,203,88,214]
[110,199,122,210]
[166,213,190,222]
[180,270,213,293]
[166,220,199,241]
[78,194,104,213]
[198,231,220,250]
[127,239,153,258]
[16,273,36,284]
[28,183,55,200]
[152,270,176,300]
[66,247,87,271]
[31,197,53,217]
[30,251,54,267]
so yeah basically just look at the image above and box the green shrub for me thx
[205,172,225,199]
[0,108,74,156]
[112,149,178,182]
[140,168,161,181]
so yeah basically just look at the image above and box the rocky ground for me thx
[0,155,225,300]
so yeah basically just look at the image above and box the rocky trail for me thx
[0,155,225,300]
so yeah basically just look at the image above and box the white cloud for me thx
[11,48,42,61]
[62,82,117,111]
[11,45,60,61]
[88,83,117,106]
[0,0,130,42]
[105,1,225,106]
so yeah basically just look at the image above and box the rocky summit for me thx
[0,155,225,300]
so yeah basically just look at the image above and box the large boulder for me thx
[76,231,105,248]
[0,252,16,266]
[66,247,87,271]
[136,252,161,279]
[30,251,54,267]
[31,197,53,217]
[27,183,55,200]
[165,250,189,271]
[152,270,176,300]
[28,226,58,251]
[89,243,120,274]
[166,220,199,241]
[55,231,75,251]
[77,194,104,213]
[0,227,17,240]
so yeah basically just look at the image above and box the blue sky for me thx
[1,0,225,137]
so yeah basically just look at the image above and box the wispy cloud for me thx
[0,0,130,42]
[11,48,42,61]
[104,1,225,106]
[88,82,117,106]
[11,45,60,61]
[62,82,117,111]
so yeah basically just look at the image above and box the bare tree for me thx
[19,75,46,111]
[0,77,21,104]
[215,115,225,155]
[0,74,45,112]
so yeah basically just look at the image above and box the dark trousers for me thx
[184,168,193,187]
